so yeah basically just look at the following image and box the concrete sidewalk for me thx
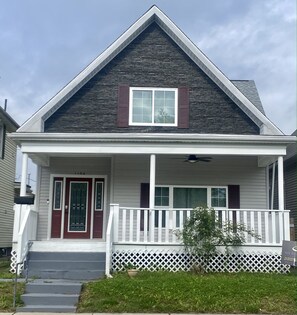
[0,313,261,315]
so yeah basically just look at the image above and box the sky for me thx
[0,0,296,190]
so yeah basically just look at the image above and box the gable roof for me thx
[285,130,297,162]
[231,80,265,115]
[18,5,282,135]
[0,106,19,132]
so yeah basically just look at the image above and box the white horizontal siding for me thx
[36,157,111,240]
[0,136,17,248]
[113,155,267,209]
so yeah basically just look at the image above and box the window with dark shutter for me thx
[117,85,129,127]
[228,185,240,209]
[178,87,189,128]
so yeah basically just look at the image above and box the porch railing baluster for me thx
[115,207,290,246]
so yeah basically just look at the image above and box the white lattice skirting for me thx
[112,249,290,273]
[10,250,18,273]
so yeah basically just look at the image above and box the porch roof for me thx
[9,132,295,167]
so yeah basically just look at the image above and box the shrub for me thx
[177,206,260,269]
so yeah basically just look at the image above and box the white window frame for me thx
[129,87,178,126]
[155,185,228,210]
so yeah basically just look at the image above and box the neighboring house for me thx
[0,104,19,255]
[271,130,297,241]
[10,6,296,276]
[285,130,297,241]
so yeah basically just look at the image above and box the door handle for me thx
[65,205,68,213]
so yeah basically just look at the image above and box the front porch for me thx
[12,203,291,275]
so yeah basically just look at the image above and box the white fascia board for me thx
[17,5,282,135]
[9,132,297,145]
[20,141,287,157]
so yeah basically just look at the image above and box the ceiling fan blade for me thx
[197,157,212,162]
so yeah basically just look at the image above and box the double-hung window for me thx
[129,87,177,126]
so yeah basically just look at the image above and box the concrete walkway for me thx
[0,313,260,315]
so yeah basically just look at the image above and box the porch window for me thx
[129,87,177,126]
[173,187,207,208]
[155,187,169,228]
[53,180,63,210]
[211,187,227,207]
[153,185,227,228]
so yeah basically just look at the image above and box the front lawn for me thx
[78,271,297,314]
[0,258,24,311]
[0,258,13,279]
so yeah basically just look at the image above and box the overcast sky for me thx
[0,0,296,188]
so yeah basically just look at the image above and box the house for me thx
[10,6,296,277]
[0,102,19,256]
[285,130,297,241]
[270,130,297,241]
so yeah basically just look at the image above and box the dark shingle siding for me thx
[231,80,265,115]
[44,23,259,134]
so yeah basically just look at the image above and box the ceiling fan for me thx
[184,155,212,163]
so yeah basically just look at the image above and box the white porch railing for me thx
[108,205,290,247]
[13,204,38,265]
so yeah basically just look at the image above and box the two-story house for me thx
[10,6,296,278]
[0,103,19,255]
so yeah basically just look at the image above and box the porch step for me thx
[26,251,106,280]
[18,279,82,313]
[28,269,105,280]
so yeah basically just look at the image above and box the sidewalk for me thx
[0,313,260,315]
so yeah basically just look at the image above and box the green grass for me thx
[0,258,14,279]
[0,281,24,312]
[0,258,24,311]
[78,271,297,314]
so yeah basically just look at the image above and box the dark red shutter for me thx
[228,185,240,209]
[140,183,150,231]
[178,87,189,128]
[228,185,240,226]
[117,85,129,127]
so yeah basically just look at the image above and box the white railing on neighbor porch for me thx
[108,205,290,247]
[13,204,38,266]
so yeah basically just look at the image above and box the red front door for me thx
[64,178,92,239]
[51,177,104,239]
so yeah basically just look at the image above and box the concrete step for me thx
[28,269,105,280]
[26,279,82,294]
[29,251,106,261]
[29,259,105,270]
[21,293,79,306]
[17,305,76,313]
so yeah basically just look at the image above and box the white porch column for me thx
[149,154,156,242]
[20,153,28,196]
[270,162,276,209]
[149,154,156,208]
[277,156,284,211]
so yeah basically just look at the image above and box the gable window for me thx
[129,87,177,126]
